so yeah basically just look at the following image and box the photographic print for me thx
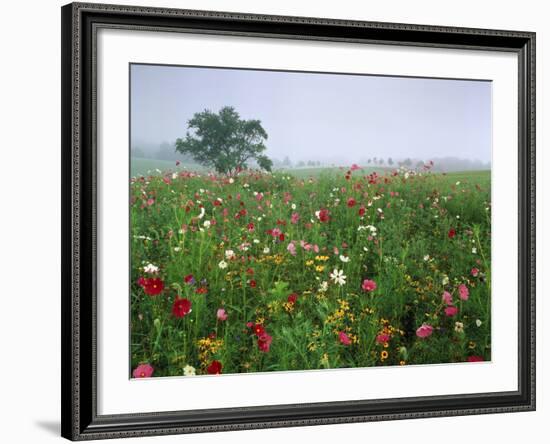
[130,64,492,378]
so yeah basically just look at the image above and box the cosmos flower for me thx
[207,360,222,374]
[139,277,164,296]
[416,323,433,338]
[216,308,228,321]
[132,363,154,378]
[361,279,377,292]
[329,269,346,286]
[442,291,453,305]
[143,263,159,274]
[338,331,351,346]
[458,284,469,301]
[172,298,192,318]
[444,306,459,317]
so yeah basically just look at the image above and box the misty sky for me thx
[130,64,492,164]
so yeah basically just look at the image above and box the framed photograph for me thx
[61,2,536,440]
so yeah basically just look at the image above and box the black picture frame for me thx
[61,2,536,440]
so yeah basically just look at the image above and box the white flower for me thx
[454,322,464,333]
[253,239,260,244]
[339,255,350,263]
[243,183,249,188]
[291,203,296,210]
[183,365,196,376]
[174,247,181,252]
[198,207,205,219]
[472,247,477,254]
[319,281,328,292]
[218,260,228,269]
[203,220,211,228]
[263,247,270,254]
[225,250,236,260]
[143,263,159,274]
[329,269,347,286]
[172,173,178,180]
[476,319,483,327]
[442,275,450,285]
[456,181,461,186]
[229,178,234,184]
[423,255,430,261]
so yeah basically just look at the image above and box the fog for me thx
[131,64,492,169]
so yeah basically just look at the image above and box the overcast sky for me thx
[130,64,492,164]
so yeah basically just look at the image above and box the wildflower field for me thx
[130,164,491,378]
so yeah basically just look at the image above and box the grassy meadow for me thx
[130,162,491,378]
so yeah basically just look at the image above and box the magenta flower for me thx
[458,284,469,301]
[132,363,154,378]
[442,291,453,305]
[444,306,459,317]
[291,212,300,224]
[416,323,434,339]
[216,308,228,321]
[376,333,390,344]
[471,267,479,277]
[361,279,377,292]
[338,331,351,346]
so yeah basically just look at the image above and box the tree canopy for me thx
[175,106,272,175]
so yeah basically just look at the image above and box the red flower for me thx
[317,208,330,223]
[347,198,357,208]
[257,333,273,353]
[195,287,208,295]
[287,293,298,304]
[279,233,285,242]
[172,298,192,318]
[448,228,456,239]
[139,277,164,296]
[253,323,265,336]
[207,360,223,374]
[184,274,195,285]
[467,356,484,362]
[471,267,479,277]
[247,222,255,232]
[249,279,257,288]
[358,206,366,217]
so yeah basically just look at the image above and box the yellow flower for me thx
[381,350,389,360]
[315,265,325,272]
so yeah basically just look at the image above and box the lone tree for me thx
[175,106,272,175]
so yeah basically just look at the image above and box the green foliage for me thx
[175,106,271,174]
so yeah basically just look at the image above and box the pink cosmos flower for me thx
[471,267,479,277]
[132,363,154,378]
[287,242,297,256]
[146,198,155,206]
[291,212,300,224]
[458,284,469,301]
[338,331,351,346]
[444,306,459,317]
[216,308,228,321]
[416,323,434,339]
[313,244,320,253]
[442,291,453,306]
[362,279,377,292]
[376,333,390,344]
[257,333,273,353]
